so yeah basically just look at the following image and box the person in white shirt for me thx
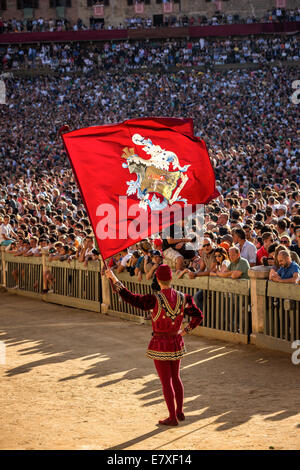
[0,215,17,246]
[78,236,98,266]
[23,237,41,257]
[116,249,133,273]
[232,228,257,267]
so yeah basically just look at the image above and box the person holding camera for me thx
[161,219,196,271]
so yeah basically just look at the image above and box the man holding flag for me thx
[105,263,203,426]
[61,116,219,425]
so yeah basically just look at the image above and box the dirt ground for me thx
[0,292,299,451]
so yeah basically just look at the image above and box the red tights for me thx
[154,359,184,421]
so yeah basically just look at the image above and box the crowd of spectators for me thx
[0,38,299,291]
[1,34,299,72]
[124,8,300,29]
[0,17,70,34]
[0,7,299,34]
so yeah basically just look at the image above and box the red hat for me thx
[156,264,172,281]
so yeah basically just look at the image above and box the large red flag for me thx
[61,117,219,260]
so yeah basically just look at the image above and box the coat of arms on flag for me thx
[122,133,189,211]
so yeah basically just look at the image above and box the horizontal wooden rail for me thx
[108,271,250,343]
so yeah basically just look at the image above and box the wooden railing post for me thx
[42,253,47,292]
[100,259,110,314]
[248,266,271,345]
[1,247,6,288]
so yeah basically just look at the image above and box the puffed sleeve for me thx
[183,293,203,333]
[114,281,157,311]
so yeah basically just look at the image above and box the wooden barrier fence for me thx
[109,272,251,345]
[1,248,299,354]
[0,250,102,312]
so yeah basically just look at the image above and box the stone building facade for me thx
[0,0,299,27]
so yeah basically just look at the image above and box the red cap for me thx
[156,264,172,281]
[153,238,163,248]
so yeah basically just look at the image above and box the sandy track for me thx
[0,292,299,450]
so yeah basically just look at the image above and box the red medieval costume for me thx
[112,264,203,426]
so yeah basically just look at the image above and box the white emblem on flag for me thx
[121,134,190,211]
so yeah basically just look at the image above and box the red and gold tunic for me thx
[114,282,203,361]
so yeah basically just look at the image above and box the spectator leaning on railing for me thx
[0,215,17,246]
[134,240,152,282]
[161,219,196,272]
[188,238,217,279]
[22,236,41,257]
[209,247,230,276]
[268,243,300,274]
[217,246,250,280]
[269,250,300,284]
[78,235,98,267]
[176,251,202,279]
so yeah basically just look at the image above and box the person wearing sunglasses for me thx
[188,238,217,280]
[279,235,300,265]
[279,235,292,247]
[210,247,230,276]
